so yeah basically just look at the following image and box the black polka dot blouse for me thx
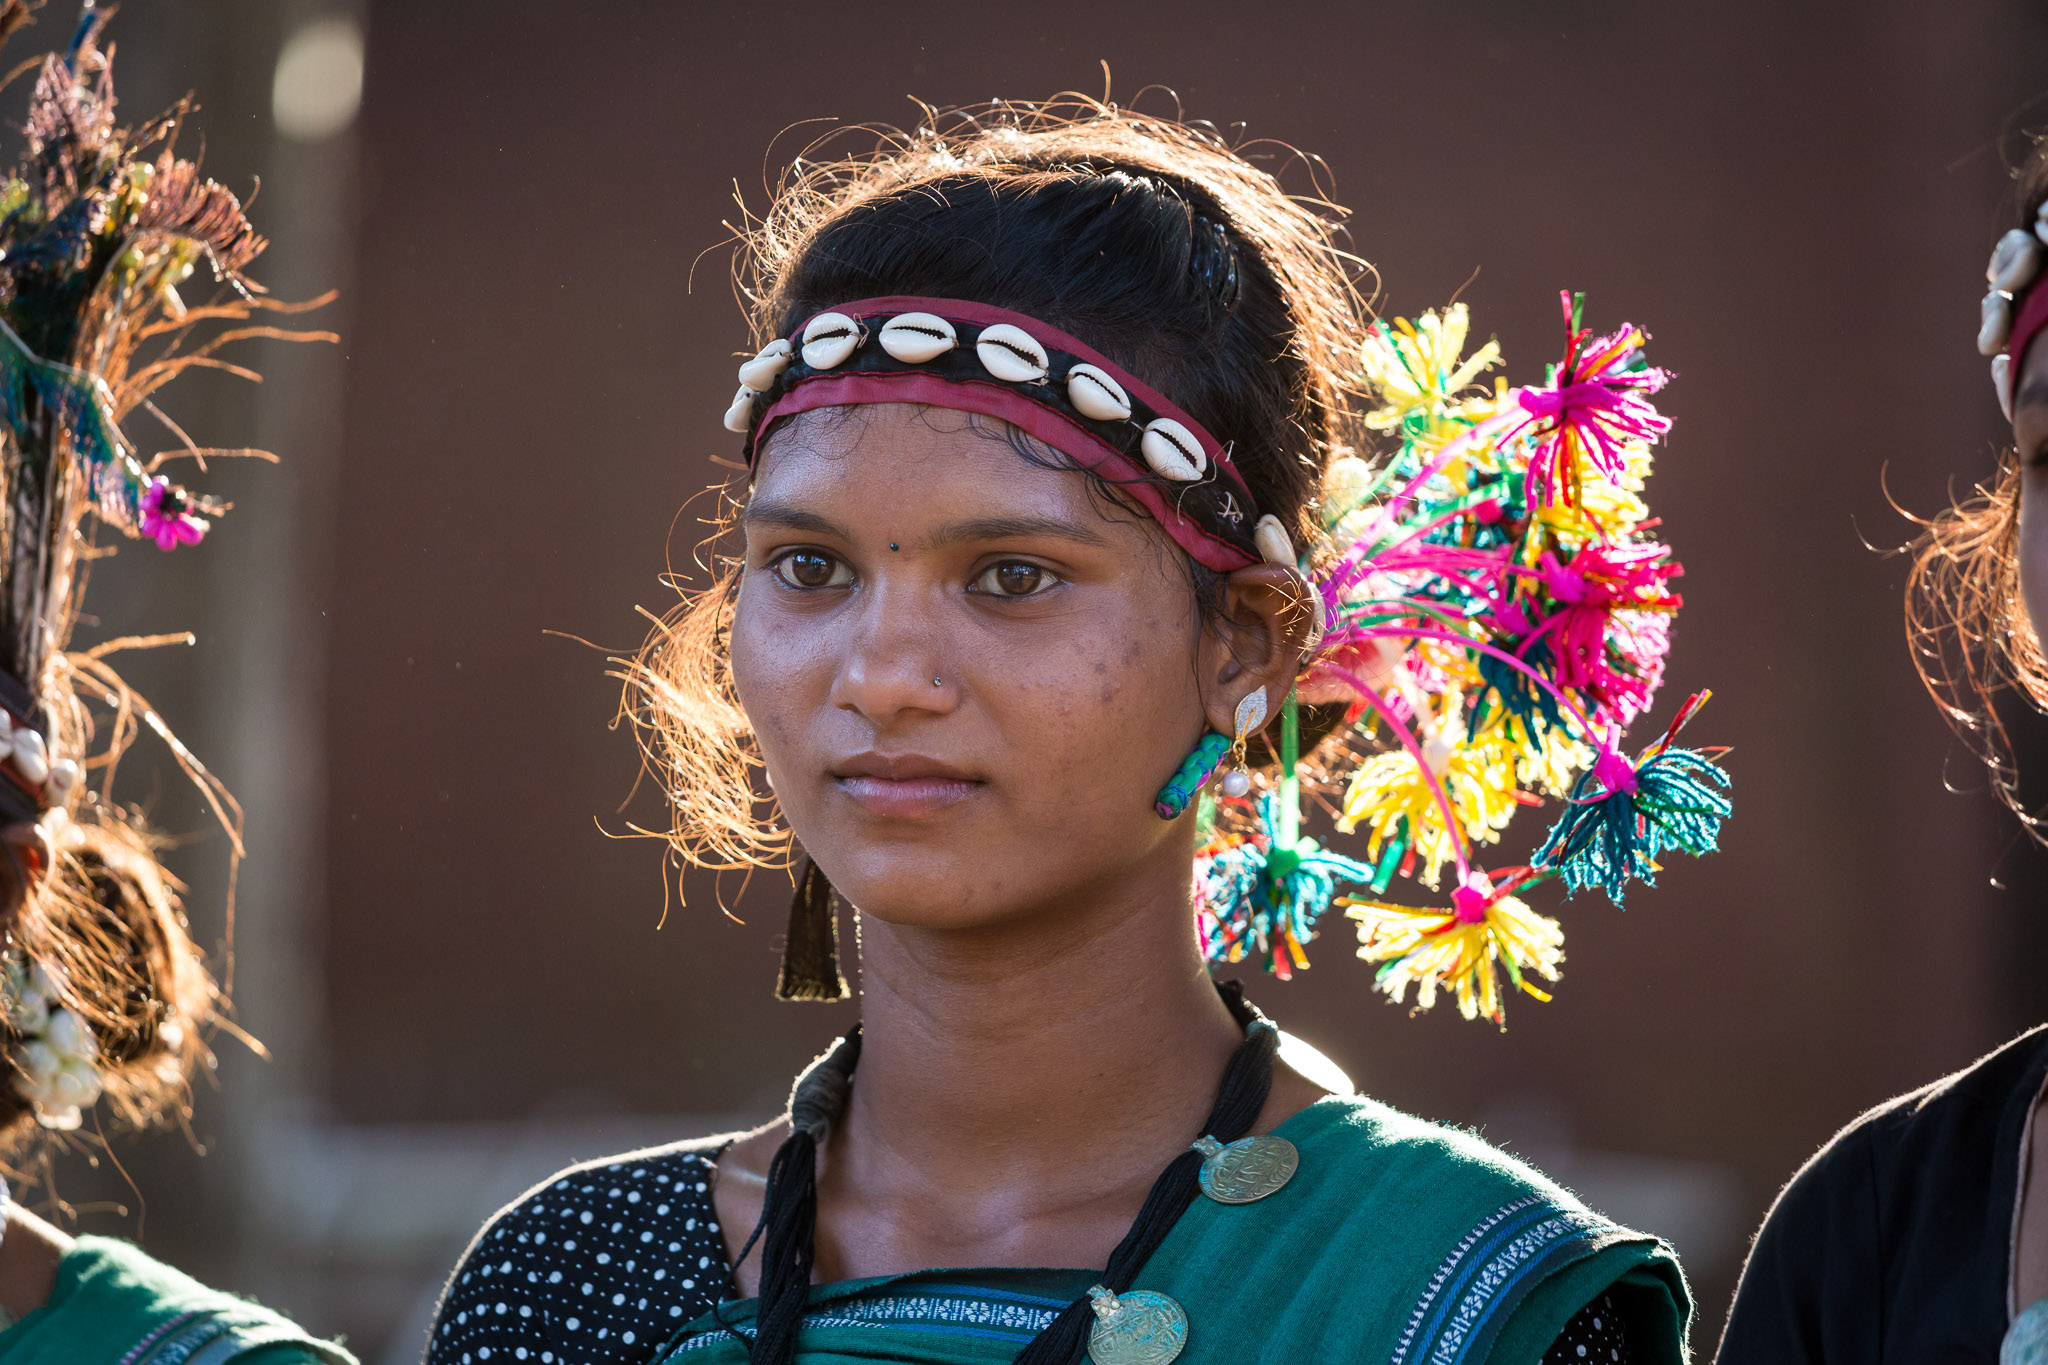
[426,1138,733,1365]
[425,1138,1633,1365]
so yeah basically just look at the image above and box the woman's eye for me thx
[771,550,851,590]
[973,561,1057,598]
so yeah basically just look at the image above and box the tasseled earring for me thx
[776,854,850,1002]
[1152,689,1269,819]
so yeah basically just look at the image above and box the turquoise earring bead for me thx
[1155,730,1232,819]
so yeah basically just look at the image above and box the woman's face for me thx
[730,404,1225,931]
[2017,340,2048,636]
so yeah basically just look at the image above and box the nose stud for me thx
[932,677,942,688]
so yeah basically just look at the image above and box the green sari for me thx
[0,1236,355,1365]
[657,1094,1690,1364]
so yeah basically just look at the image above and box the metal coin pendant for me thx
[1192,1133,1298,1204]
[1086,1286,1188,1365]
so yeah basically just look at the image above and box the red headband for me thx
[737,297,1262,572]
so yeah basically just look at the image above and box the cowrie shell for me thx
[737,339,793,391]
[11,729,47,787]
[1980,290,2013,357]
[801,312,862,370]
[878,312,958,363]
[1990,229,2045,294]
[722,384,757,434]
[1066,363,1132,421]
[1995,354,2015,422]
[1253,513,1296,567]
[975,323,1050,383]
[1139,417,1206,481]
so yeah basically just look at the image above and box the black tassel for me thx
[776,856,849,1002]
[719,1028,860,1363]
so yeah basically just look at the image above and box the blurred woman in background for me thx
[1715,140,2048,1363]
[0,7,350,1362]
[428,95,1736,1365]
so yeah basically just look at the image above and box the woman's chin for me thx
[825,853,1042,934]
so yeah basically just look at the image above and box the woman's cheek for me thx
[2024,480,2048,645]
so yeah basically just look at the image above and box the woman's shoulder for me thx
[427,1132,740,1365]
[1758,1022,2048,1231]
[1716,1025,2048,1361]
[1295,1091,1591,1215]
[0,1236,353,1365]
[1171,1095,1689,1365]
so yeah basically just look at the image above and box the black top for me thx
[426,1137,1635,1365]
[1716,1024,2048,1363]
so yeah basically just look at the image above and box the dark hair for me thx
[1904,133,2048,833]
[629,96,1376,873]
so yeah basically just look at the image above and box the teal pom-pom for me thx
[1534,741,1730,904]
[1197,791,1374,978]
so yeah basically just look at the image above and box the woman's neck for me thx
[810,857,1246,1277]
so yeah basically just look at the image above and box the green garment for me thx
[657,1093,1690,1364]
[0,1235,355,1365]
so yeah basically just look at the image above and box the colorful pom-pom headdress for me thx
[1201,293,1730,1023]
[726,285,1731,1025]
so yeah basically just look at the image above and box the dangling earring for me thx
[1151,688,1269,819]
[776,853,850,1002]
[1218,689,1268,798]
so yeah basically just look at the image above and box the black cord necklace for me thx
[716,980,1290,1365]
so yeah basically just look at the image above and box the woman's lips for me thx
[831,755,983,818]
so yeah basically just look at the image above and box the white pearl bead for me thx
[1219,769,1252,798]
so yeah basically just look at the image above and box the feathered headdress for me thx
[1196,292,1730,1025]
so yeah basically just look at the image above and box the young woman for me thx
[0,8,351,1362]
[430,99,1728,1365]
[1713,144,2048,1362]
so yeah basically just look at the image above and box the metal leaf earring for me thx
[1218,689,1269,798]
[1152,687,1269,819]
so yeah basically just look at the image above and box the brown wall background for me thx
[42,2,2048,1361]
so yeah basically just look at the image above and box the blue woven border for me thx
[1389,1197,1607,1365]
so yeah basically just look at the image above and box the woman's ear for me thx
[1195,565,1321,738]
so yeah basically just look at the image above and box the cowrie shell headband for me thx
[724,297,1274,573]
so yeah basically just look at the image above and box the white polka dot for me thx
[565,1318,579,1331]
[1576,1348,1587,1359]
[547,1271,562,1284]
[623,1333,636,1345]
[596,1253,610,1265]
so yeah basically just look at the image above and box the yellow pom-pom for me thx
[1337,715,1519,888]
[1356,306,1503,433]
[1345,885,1564,1025]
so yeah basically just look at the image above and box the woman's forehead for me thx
[749,403,1121,530]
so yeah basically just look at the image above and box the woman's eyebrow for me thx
[741,500,847,537]
[927,515,1109,548]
